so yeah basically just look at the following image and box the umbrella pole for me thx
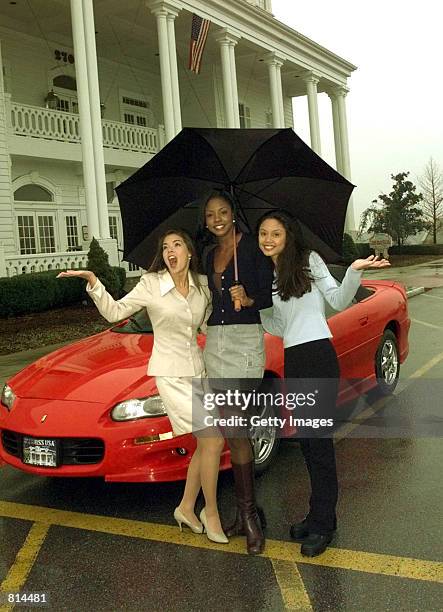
[232,224,241,312]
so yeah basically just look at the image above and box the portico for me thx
[0,0,357,278]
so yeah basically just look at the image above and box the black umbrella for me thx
[115,128,354,268]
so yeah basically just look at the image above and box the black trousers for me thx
[284,339,340,534]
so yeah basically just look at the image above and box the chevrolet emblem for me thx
[41,415,47,423]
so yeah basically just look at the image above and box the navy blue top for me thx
[203,234,274,326]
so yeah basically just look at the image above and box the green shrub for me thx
[354,243,373,258]
[87,238,119,298]
[0,271,84,318]
[113,266,127,298]
[342,233,358,264]
[388,244,443,255]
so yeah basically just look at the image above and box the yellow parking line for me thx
[411,318,443,330]
[0,521,49,612]
[0,502,441,585]
[271,559,313,611]
[408,350,443,378]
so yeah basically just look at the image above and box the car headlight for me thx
[1,384,16,411]
[111,395,167,421]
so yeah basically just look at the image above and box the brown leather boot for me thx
[225,461,265,554]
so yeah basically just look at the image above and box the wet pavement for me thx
[364,257,443,289]
[0,274,442,611]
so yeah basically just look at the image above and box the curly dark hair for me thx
[148,228,202,290]
[257,210,313,301]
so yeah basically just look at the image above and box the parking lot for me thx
[1,285,442,612]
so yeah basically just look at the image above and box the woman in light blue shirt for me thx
[257,210,390,557]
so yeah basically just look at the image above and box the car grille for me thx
[1,430,105,465]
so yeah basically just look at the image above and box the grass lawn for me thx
[1,254,442,355]
[0,304,110,355]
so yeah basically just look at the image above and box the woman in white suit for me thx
[57,229,228,543]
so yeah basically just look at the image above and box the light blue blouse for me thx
[260,251,363,348]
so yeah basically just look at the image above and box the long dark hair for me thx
[257,211,313,301]
[148,228,202,290]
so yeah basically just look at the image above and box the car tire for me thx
[251,423,281,475]
[374,329,400,396]
[249,376,281,475]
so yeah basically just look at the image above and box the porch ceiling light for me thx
[44,89,59,109]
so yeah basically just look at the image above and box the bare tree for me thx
[419,158,443,244]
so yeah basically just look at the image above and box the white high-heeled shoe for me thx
[200,508,229,544]
[173,507,203,534]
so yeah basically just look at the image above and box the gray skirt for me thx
[204,324,265,391]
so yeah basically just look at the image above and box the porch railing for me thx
[2,251,89,278]
[1,250,141,279]
[8,101,161,154]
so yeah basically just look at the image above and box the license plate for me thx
[23,436,58,467]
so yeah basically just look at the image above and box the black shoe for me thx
[289,519,309,542]
[301,533,334,557]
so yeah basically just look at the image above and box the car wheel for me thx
[374,329,400,396]
[250,420,281,475]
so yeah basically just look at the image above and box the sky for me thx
[272,0,443,229]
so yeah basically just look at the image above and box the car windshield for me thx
[111,309,153,334]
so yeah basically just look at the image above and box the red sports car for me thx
[0,270,410,482]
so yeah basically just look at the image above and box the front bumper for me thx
[0,397,230,482]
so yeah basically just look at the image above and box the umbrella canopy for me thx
[115,128,355,268]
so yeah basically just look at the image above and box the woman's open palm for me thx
[57,270,93,281]
[351,255,391,271]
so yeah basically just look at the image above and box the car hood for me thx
[7,329,158,404]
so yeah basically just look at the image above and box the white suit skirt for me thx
[155,373,211,436]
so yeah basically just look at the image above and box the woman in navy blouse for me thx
[199,190,273,555]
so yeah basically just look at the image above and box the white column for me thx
[70,0,100,239]
[335,86,355,231]
[82,0,109,239]
[216,29,240,128]
[265,53,285,128]
[151,6,175,142]
[275,61,285,127]
[303,73,322,155]
[228,38,240,127]
[328,91,343,173]
[166,10,182,133]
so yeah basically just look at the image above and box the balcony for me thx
[6,99,164,162]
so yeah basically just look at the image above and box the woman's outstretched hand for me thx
[351,255,391,271]
[57,269,97,286]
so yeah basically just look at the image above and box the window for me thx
[15,182,57,254]
[53,75,78,113]
[66,216,80,251]
[17,214,56,254]
[239,103,251,128]
[38,216,56,252]
[14,185,53,202]
[106,181,116,203]
[121,92,154,128]
[18,216,37,255]
[109,216,119,242]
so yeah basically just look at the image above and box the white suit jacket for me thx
[86,270,211,377]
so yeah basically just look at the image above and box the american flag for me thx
[189,14,211,74]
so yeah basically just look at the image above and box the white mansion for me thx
[0,0,356,278]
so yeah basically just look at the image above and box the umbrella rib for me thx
[232,129,289,183]
[191,130,232,185]
[235,177,282,205]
